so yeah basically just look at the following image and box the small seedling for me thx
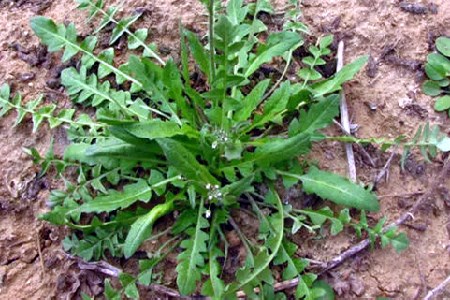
[423,36,450,115]
[353,211,409,253]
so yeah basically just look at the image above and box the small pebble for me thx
[49,231,59,241]
[365,101,377,111]
[415,164,425,175]
[0,266,5,286]
[398,97,413,108]
[20,72,35,82]
[350,123,359,134]
[399,2,428,14]
[20,247,37,264]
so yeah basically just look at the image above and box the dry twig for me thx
[67,254,188,299]
[35,226,45,274]
[337,41,357,182]
[423,275,450,300]
[332,119,376,167]
[373,147,397,187]
[378,191,425,198]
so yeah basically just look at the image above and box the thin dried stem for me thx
[423,275,450,300]
[68,254,189,299]
[337,41,357,182]
[373,147,397,186]
[35,226,45,274]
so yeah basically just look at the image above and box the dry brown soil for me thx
[0,0,449,299]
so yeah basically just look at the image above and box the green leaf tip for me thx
[300,167,380,211]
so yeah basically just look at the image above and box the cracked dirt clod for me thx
[19,247,38,264]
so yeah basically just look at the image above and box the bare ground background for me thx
[0,0,449,299]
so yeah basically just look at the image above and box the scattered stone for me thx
[366,55,378,78]
[365,101,378,111]
[20,247,37,264]
[398,97,413,108]
[399,2,428,14]
[384,55,422,71]
[399,2,438,14]
[0,266,6,287]
[402,2,439,14]
[12,43,50,67]
[403,103,428,119]
[350,123,360,134]
[406,223,428,231]
[19,72,35,82]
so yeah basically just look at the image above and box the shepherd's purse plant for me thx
[2,0,449,298]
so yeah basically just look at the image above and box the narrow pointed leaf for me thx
[79,180,152,213]
[252,133,311,166]
[252,81,291,128]
[123,200,174,258]
[225,190,284,295]
[0,84,13,117]
[31,17,141,86]
[299,167,379,211]
[244,31,301,78]
[311,56,369,96]
[296,94,340,135]
[31,16,68,52]
[128,28,148,49]
[234,79,270,122]
[184,30,211,80]
[156,138,218,184]
[116,120,198,140]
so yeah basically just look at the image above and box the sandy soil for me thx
[0,0,449,299]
